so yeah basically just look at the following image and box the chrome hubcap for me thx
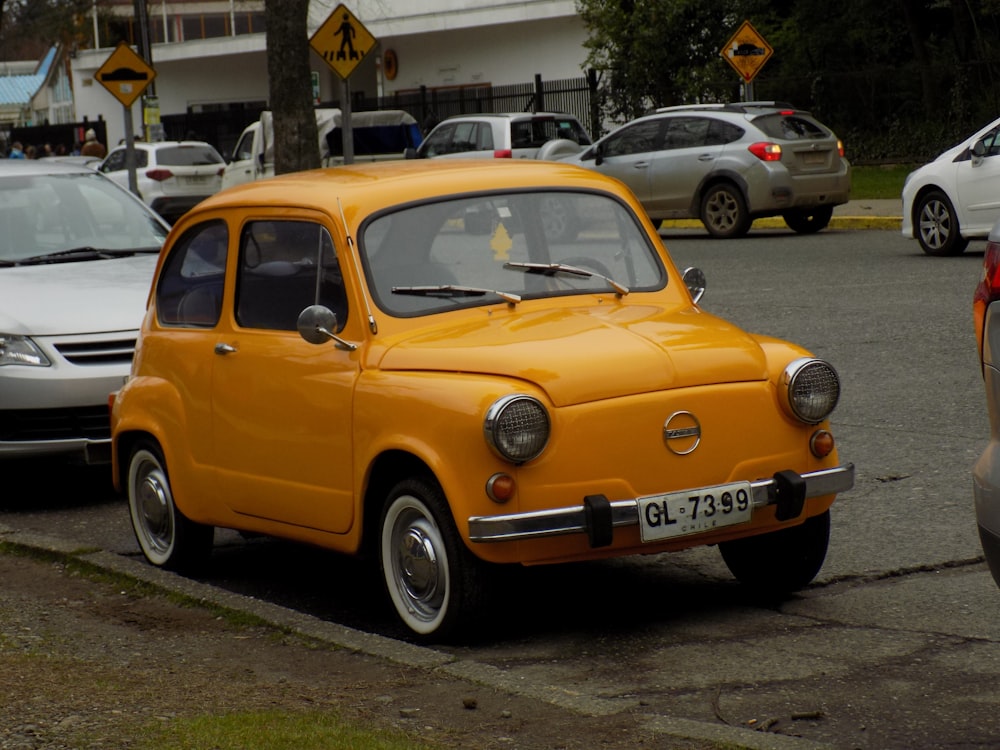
[137,468,173,555]
[394,515,443,621]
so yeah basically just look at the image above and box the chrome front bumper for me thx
[468,463,854,546]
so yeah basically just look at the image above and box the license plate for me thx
[802,151,826,165]
[638,481,752,542]
[181,175,208,184]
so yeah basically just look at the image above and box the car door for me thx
[955,128,1000,235]
[644,116,722,215]
[210,216,360,535]
[587,119,664,203]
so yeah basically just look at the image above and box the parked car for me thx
[902,116,1000,255]
[554,102,851,238]
[0,160,171,463]
[972,218,1000,587]
[110,159,853,640]
[413,112,591,159]
[98,140,225,224]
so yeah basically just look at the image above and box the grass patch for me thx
[131,710,441,750]
[851,163,916,200]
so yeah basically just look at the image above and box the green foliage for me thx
[850,164,915,200]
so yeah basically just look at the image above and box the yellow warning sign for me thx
[310,4,377,80]
[96,43,155,108]
[720,21,773,83]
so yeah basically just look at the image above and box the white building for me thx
[71,0,589,147]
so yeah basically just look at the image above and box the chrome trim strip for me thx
[467,463,854,543]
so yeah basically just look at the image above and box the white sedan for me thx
[902,116,1000,255]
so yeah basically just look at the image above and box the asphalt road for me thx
[2,223,998,750]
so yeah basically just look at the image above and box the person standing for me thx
[8,142,25,158]
[80,129,106,158]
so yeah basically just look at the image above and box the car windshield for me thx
[0,172,168,264]
[361,190,665,316]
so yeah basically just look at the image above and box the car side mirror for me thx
[682,266,706,303]
[297,305,356,351]
[404,147,418,159]
[593,145,603,166]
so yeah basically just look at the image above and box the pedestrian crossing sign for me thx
[310,4,377,80]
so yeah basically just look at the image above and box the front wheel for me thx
[719,510,830,595]
[783,206,833,234]
[700,183,751,238]
[914,190,968,256]
[379,476,487,640]
[127,442,213,573]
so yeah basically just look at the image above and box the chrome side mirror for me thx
[682,266,706,303]
[297,305,356,351]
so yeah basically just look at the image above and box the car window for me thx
[511,117,590,149]
[474,123,495,150]
[663,117,711,149]
[155,145,223,166]
[361,190,665,316]
[101,149,148,171]
[236,220,347,332]
[156,220,228,327]
[706,119,744,146]
[753,114,829,140]
[421,123,458,157]
[602,120,662,157]
[232,130,255,161]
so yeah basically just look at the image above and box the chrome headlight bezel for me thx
[0,334,50,367]
[780,358,841,424]
[484,394,550,464]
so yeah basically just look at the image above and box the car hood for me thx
[0,255,157,335]
[377,305,769,407]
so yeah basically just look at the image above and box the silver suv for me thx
[415,112,592,159]
[560,102,851,238]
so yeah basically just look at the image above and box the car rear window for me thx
[752,114,829,140]
[511,117,592,149]
[156,146,223,166]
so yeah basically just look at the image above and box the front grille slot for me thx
[54,337,137,366]
[0,406,111,441]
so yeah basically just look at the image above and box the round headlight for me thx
[782,358,841,424]
[484,395,550,464]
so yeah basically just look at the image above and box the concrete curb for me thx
[0,524,836,750]
[660,216,902,232]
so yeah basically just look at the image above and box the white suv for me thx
[414,112,591,159]
[99,141,224,224]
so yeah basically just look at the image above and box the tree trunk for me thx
[264,0,319,176]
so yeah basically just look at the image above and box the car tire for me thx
[700,183,751,238]
[914,190,969,256]
[719,510,830,595]
[379,476,487,640]
[127,442,214,573]
[783,206,834,234]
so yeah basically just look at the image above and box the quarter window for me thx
[156,220,228,327]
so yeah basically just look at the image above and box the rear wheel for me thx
[379,476,487,640]
[914,190,968,256]
[719,510,830,595]
[700,183,751,238]
[783,206,833,234]
[127,442,213,573]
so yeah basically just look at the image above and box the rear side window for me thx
[156,220,228,327]
[753,114,829,140]
[155,145,224,166]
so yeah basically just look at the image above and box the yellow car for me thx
[110,159,853,639]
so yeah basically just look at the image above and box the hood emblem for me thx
[663,411,701,455]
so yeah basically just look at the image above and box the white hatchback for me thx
[99,141,224,224]
[902,116,1000,255]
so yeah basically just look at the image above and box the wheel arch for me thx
[361,449,438,558]
[690,170,750,216]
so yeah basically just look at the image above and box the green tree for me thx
[264,0,319,175]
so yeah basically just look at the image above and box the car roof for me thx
[110,140,219,152]
[653,101,811,116]
[191,159,630,219]
[439,112,581,122]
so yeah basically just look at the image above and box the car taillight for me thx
[837,139,845,158]
[748,142,782,162]
[974,238,1000,362]
[493,149,513,158]
[145,169,173,181]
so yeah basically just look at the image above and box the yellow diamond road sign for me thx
[96,42,155,108]
[311,4,377,80]
[720,20,773,83]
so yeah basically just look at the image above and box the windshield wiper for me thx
[392,284,521,304]
[13,247,157,266]
[504,261,629,295]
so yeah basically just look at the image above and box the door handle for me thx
[633,161,650,169]
[214,343,237,355]
[698,154,714,161]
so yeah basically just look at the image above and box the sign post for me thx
[720,21,773,101]
[95,43,156,194]
[310,4,378,165]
